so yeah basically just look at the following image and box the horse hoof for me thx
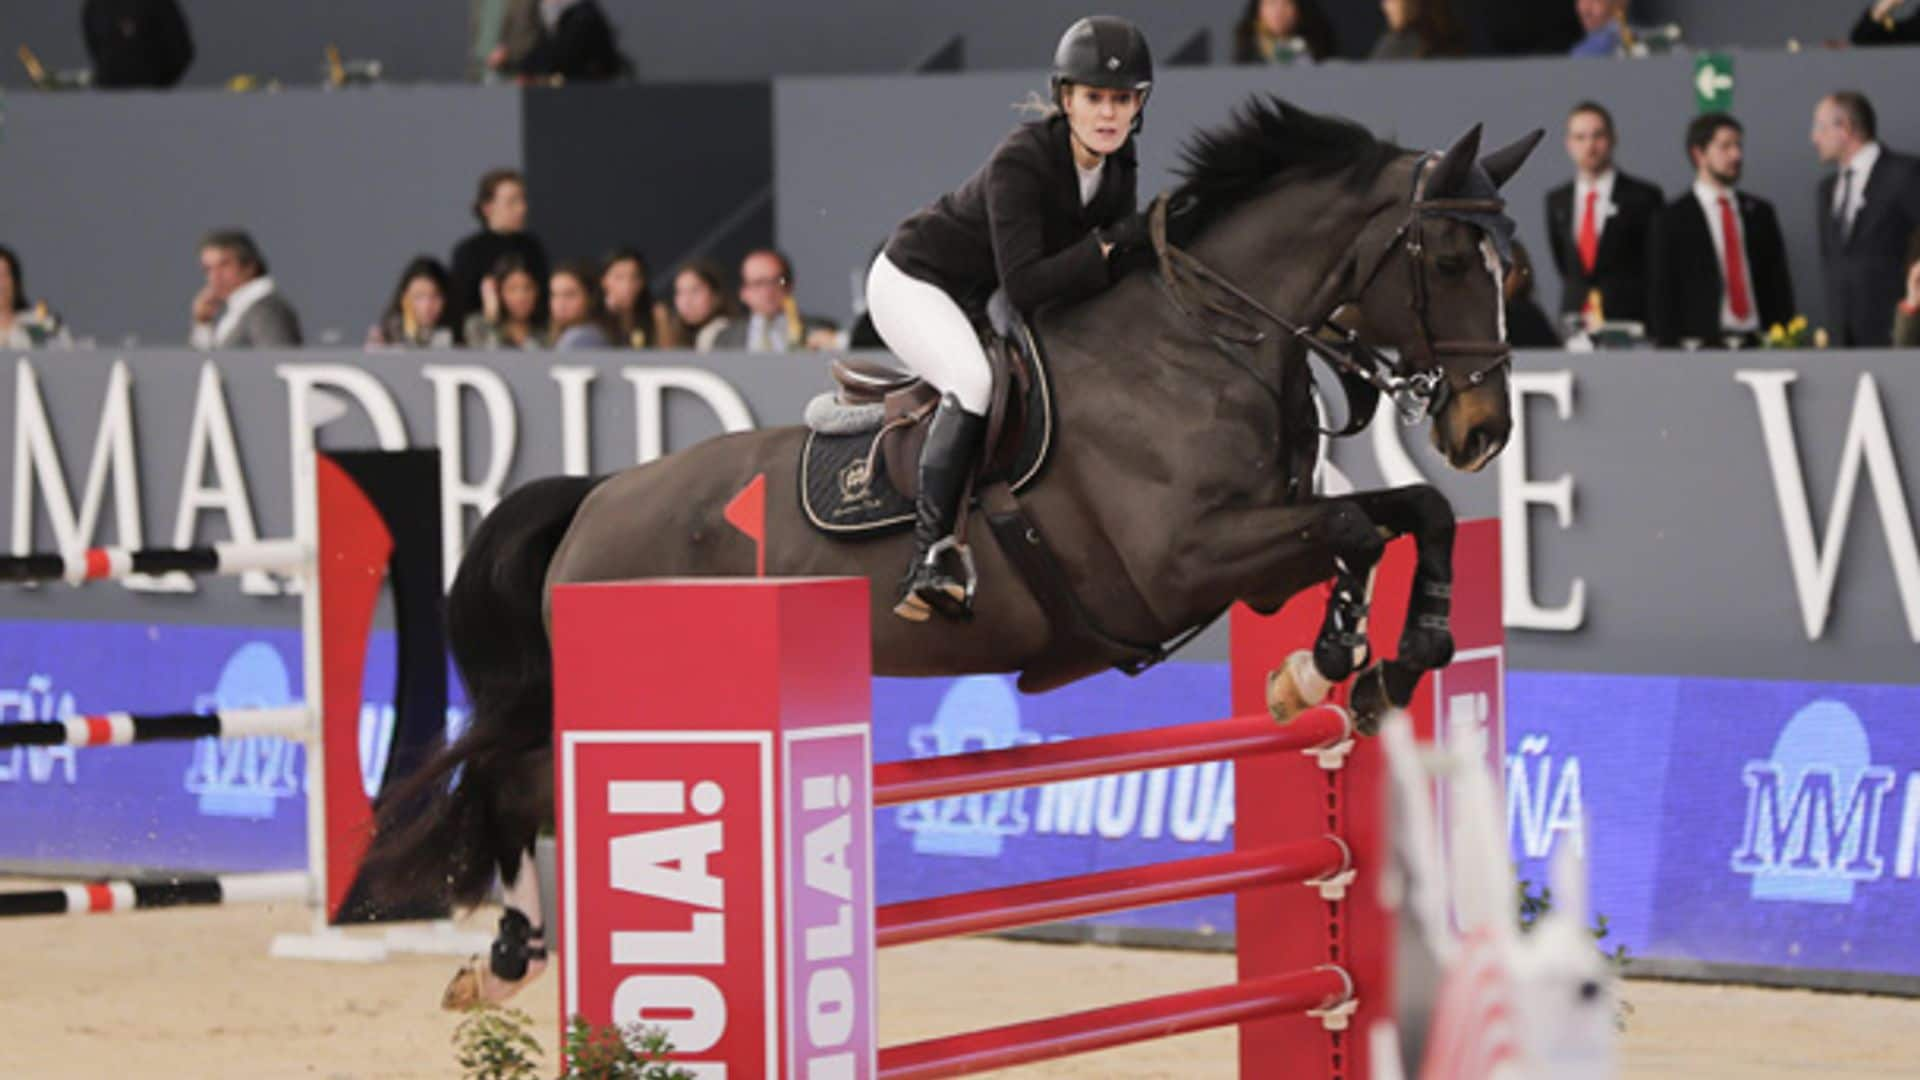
[1348,663,1392,736]
[440,954,549,1011]
[1266,651,1330,722]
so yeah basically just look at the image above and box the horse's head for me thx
[1343,125,1544,472]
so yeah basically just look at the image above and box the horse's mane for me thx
[1170,96,1406,241]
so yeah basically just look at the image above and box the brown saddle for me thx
[829,330,1035,501]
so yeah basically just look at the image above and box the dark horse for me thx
[362,98,1542,1004]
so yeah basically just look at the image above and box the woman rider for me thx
[868,15,1155,622]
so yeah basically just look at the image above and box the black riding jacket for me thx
[885,114,1138,318]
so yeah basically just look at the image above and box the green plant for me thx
[1515,878,1628,968]
[560,1016,696,1080]
[453,1007,543,1080]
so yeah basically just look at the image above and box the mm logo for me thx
[1732,700,1896,904]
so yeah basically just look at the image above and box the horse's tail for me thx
[359,474,603,910]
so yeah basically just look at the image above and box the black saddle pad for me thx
[800,325,1055,536]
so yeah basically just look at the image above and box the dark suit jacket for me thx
[706,311,838,351]
[1852,6,1920,44]
[83,0,193,88]
[1544,171,1663,323]
[1646,189,1795,347]
[885,114,1137,318]
[1818,147,1920,347]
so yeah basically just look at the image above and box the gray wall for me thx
[0,87,522,347]
[776,48,1920,337]
[0,0,472,89]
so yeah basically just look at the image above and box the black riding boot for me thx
[894,394,987,622]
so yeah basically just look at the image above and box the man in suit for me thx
[1646,113,1794,348]
[189,230,303,349]
[707,249,838,353]
[1811,91,1920,347]
[1544,101,1662,330]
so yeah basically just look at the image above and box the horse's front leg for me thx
[1264,497,1387,722]
[1340,484,1456,733]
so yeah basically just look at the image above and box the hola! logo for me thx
[569,736,773,1080]
[1732,700,1896,904]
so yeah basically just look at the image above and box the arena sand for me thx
[1,895,1916,1078]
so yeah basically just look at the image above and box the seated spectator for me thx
[1370,0,1465,60]
[190,229,302,349]
[1897,243,1920,347]
[83,0,193,88]
[1570,0,1628,58]
[1812,91,1920,347]
[1482,0,1582,55]
[671,260,736,352]
[368,256,459,348]
[1504,242,1562,348]
[462,253,545,349]
[1646,113,1794,348]
[517,0,630,83]
[1232,0,1335,64]
[601,248,672,348]
[547,262,614,349]
[0,245,73,348]
[1852,0,1920,45]
[449,168,550,326]
[707,250,839,353]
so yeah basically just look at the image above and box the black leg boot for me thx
[894,394,987,622]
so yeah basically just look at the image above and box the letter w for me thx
[1737,371,1920,640]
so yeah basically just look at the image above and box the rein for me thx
[1150,153,1513,435]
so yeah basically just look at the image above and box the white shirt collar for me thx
[1575,168,1615,197]
[1692,177,1735,208]
[213,275,275,345]
[1841,141,1882,183]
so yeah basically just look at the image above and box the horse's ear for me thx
[1480,129,1546,191]
[1424,123,1483,197]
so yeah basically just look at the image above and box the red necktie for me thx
[1577,189,1599,274]
[1719,196,1752,321]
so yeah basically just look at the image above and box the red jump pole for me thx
[876,837,1348,948]
[876,967,1353,1080]
[873,705,1351,808]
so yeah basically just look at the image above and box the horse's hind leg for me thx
[1339,485,1457,733]
[441,844,550,1011]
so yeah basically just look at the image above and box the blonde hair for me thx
[1013,89,1061,119]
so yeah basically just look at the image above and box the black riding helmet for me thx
[1050,16,1154,132]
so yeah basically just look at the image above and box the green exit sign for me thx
[1694,53,1735,113]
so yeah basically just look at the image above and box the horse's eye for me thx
[1434,254,1471,276]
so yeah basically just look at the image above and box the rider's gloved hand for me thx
[1098,212,1151,257]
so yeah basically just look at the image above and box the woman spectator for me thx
[1370,0,1465,60]
[1503,242,1562,349]
[1853,0,1920,45]
[462,253,545,350]
[1895,250,1920,348]
[368,256,459,348]
[1232,0,1336,64]
[0,245,72,348]
[448,168,550,325]
[601,248,672,348]
[517,0,630,82]
[547,262,615,349]
[668,260,736,351]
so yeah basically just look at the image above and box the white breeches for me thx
[866,252,993,415]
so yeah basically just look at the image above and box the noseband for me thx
[1152,152,1512,434]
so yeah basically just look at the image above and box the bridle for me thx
[1151,152,1513,435]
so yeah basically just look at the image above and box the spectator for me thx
[1897,247,1920,347]
[1852,0,1920,45]
[547,262,614,349]
[1503,242,1562,348]
[1811,91,1920,347]
[0,245,72,348]
[477,0,545,78]
[670,260,735,352]
[82,0,193,89]
[1570,0,1628,58]
[449,168,550,326]
[1482,0,1583,55]
[462,253,545,349]
[517,0,630,83]
[601,248,671,348]
[1370,0,1465,60]
[368,256,459,348]
[706,250,839,352]
[1232,0,1335,65]
[1646,114,1794,348]
[189,229,302,349]
[1544,102,1662,329]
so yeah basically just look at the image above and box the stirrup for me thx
[923,536,979,604]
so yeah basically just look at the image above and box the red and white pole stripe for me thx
[0,872,310,918]
[0,539,309,586]
[0,705,311,749]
